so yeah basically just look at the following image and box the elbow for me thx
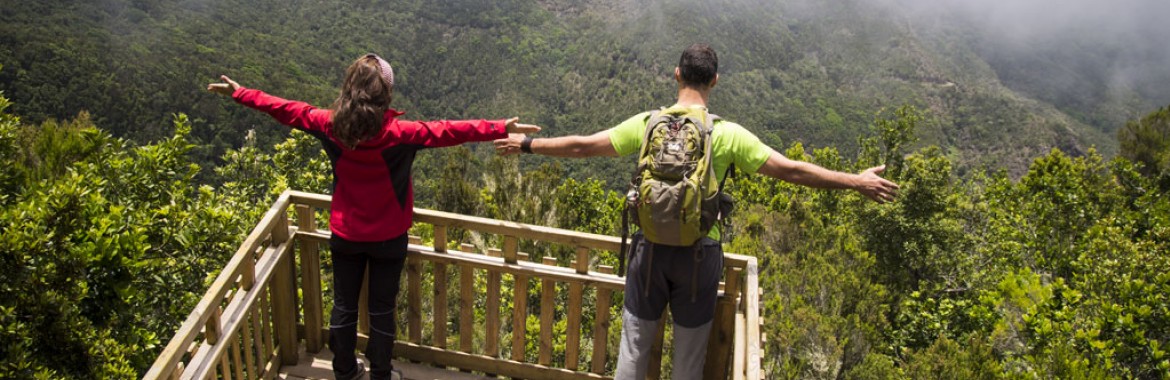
[563,139,596,158]
[567,146,592,158]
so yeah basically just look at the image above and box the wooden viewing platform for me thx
[144,190,762,380]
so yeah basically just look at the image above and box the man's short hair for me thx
[678,44,718,88]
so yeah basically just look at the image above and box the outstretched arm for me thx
[757,150,899,203]
[494,130,618,158]
[398,117,541,148]
[207,75,331,133]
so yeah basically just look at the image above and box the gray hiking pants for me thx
[613,234,723,379]
[614,310,714,380]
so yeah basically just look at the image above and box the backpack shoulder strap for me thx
[719,163,736,192]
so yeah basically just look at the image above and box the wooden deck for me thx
[279,346,491,380]
[144,190,761,380]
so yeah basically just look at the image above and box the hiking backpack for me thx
[618,106,735,274]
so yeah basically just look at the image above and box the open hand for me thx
[206,75,241,96]
[493,133,527,156]
[855,165,900,203]
[503,117,541,134]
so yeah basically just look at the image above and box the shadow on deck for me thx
[144,190,762,380]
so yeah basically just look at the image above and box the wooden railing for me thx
[144,190,761,380]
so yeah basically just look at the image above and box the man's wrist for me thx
[521,136,534,154]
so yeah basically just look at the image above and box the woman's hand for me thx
[503,117,541,134]
[206,75,241,96]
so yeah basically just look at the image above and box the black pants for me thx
[329,234,408,380]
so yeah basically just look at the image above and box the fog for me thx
[895,0,1170,105]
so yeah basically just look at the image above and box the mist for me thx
[895,0,1170,108]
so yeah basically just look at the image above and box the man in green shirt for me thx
[495,44,898,379]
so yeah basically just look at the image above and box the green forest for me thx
[2,0,1170,378]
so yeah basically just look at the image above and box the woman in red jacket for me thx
[208,54,538,380]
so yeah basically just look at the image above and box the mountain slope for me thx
[1,0,1159,180]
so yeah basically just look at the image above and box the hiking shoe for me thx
[335,359,366,380]
[390,369,403,380]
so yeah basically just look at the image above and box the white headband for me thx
[367,54,394,87]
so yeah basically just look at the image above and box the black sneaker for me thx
[335,359,366,380]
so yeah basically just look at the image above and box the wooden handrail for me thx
[144,192,292,380]
[145,190,762,380]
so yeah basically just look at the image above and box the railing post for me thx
[539,256,557,366]
[592,265,615,375]
[434,225,448,252]
[459,244,476,353]
[296,204,324,353]
[205,304,222,346]
[434,259,449,349]
[565,246,589,371]
[503,236,518,264]
[407,255,423,343]
[511,252,530,362]
[269,211,299,366]
[485,249,503,358]
[704,265,743,380]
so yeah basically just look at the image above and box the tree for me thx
[1118,104,1170,182]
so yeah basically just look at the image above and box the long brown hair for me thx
[332,55,393,149]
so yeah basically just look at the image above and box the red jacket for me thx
[233,88,507,242]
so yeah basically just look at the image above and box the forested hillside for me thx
[3,0,1167,180]
[3,0,1170,379]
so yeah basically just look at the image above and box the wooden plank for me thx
[733,310,747,380]
[511,268,529,363]
[261,346,282,380]
[503,236,518,264]
[260,287,275,364]
[592,266,614,375]
[743,259,762,380]
[188,243,293,380]
[295,205,324,353]
[394,342,609,380]
[434,225,448,253]
[485,249,502,358]
[250,299,265,377]
[230,333,244,380]
[539,256,557,366]
[575,247,590,274]
[413,209,621,252]
[704,267,743,380]
[241,255,255,291]
[460,262,475,353]
[269,207,290,244]
[220,348,233,380]
[301,230,627,291]
[565,261,584,371]
[242,307,257,379]
[289,190,767,268]
[434,262,449,349]
[269,236,299,366]
[205,304,222,345]
[408,256,423,343]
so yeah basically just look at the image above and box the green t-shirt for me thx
[608,106,774,240]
